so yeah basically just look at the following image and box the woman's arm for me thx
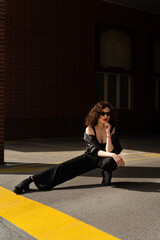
[97,150,125,166]
[104,123,114,152]
[105,134,114,152]
[102,125,124,166]
[84,126,124,166]
[98,125,124,166]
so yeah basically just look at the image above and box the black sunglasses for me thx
[100,111,111,117]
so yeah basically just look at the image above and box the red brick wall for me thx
[0,0,5,164]
[4,0,160,139]
[95,0,160,133]
[5,0,95,139]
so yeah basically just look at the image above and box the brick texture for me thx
[0,0,5,164]
[5,0,95,139]
[95,0,160,133]
[4,0,160,140]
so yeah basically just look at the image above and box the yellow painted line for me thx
[124,157,155,162]
[0,166,50,174]
[0,187,120,240]
[0,163,61,174]
[123,153,160,162]
[1,152,160,174]
[123,153,160,158]
[141,153,160,157]
[0,161,65,174]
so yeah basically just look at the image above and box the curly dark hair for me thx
[85,101,114,127]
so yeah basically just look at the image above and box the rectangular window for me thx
[96,72,131,109]
[95,72,104,102]
[106,73,131,109]
[149,78,156,109]
[158,79,160,109]
[149,78,160,110]
[108,74,117,107]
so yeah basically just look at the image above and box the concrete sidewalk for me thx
[0,133,160,240]
[3,133,160,165]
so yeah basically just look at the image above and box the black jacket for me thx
[83,127,122,157]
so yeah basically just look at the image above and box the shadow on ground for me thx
[0,163,160,179]
[5,137,85,152]
[22,181,160,194]
[4,133,160,153]
[52,182,160,193]
[83,167,160,178]
[121,133,160,153]
[111,181,160,192]
[0,162,55,175]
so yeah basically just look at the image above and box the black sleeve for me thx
[111,128,122,154]
[83,133,101,157]
[83,127,122,156]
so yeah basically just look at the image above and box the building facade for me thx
[0,0,160,163]
[0,0,5,164]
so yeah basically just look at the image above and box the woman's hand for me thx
[111,153,125,166]
[104,122,112,135]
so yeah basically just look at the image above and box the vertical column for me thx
[0,0,5,164]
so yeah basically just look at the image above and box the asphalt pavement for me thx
[0,133,160,240]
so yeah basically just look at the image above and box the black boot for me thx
[101,170,112,186]
[13,177,33,194]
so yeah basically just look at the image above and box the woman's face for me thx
[98,107,111,125]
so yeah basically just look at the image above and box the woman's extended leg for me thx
[33,153,98,190]
[13,153,99,194]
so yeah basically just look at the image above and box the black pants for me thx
[33,153,117,190]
